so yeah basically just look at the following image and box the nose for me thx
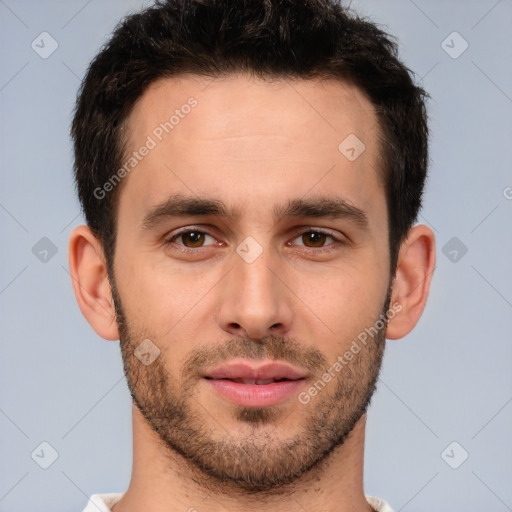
[217,247,293,340]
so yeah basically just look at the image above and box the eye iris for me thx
[182,231,204,247]
[303,232,326,247]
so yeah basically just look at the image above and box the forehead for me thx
[118,74,384,226]
[125,74,378,150]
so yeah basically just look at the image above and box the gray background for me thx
[1,0,511,510]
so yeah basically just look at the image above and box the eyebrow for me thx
[141,193,370,231]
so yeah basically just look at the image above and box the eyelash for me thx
[164,227,345,254]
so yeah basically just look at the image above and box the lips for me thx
[224,378,288,385]
[203,360,308,407]
[204,361,307,383]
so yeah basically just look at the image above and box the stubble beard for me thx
[111,277,391,495]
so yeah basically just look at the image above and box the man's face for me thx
[111,75,392,491]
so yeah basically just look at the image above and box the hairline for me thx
[104,71,394,274]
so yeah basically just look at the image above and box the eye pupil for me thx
[173,230,334,251]
[303,232,326,247]
[183,231,204,247]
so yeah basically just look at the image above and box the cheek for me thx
[289,258,388,348]
[115,250,220,336]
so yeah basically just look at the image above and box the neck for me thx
[113,404,373,512]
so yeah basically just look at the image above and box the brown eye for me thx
[302,232,329,248]
[167,230,217,249]
[179,231,207,247]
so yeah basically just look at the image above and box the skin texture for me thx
[69,74,436,512]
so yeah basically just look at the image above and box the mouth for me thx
[204,377,303,385]
[204,360,307,381]
[202,360,308,407]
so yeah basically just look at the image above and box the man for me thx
[69,0,435,511]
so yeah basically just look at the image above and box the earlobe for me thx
[386,224,436,340]
[68,225,119,341]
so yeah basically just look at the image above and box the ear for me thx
[386,224,436,340]
[68,225,119,341]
